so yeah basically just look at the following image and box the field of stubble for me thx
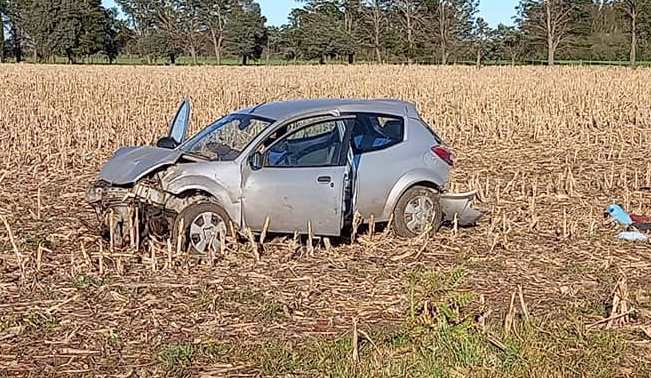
[1,64,651,377]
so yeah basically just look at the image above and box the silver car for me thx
[87,99,481,253]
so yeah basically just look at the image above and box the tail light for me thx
[431,145,455,166]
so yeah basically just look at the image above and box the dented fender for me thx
[163,173,241,226]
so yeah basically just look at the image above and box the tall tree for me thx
[227,0,267,65]
[361,0,390,62]
[495,24,525,65]
[472,16,491,67]
[57,0,106,63]
[198,0,232,64]
[24,0,62,62]
[266,24,297,61]
[58,0,83,63]
[116,0,156,33]
[157,0,204,65]
[117,0,165,62]
[0,0,6,62]
[176,0,204,64]
[290,1,347,63]
[16,0,106,63]
[5,0,27,62]
[103,7,130,63]
[118,0,202,64]
[75,0,107,62]
[516,0,592,65]
[426,0,478,64]
[392,0,424,63]
[340,0,363,63]
[616,0,651,67]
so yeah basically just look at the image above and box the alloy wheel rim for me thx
[404,195,435,234]
[189,211,226,253]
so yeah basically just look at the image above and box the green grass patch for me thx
[180,268,642,376]
[158,342,194,376]
[72,273,103,290]
[22,311,59,334]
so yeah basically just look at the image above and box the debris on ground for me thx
[606,204,651,239]
[607,204,633,226]
[617,231,649,242]
[631,213,651,224]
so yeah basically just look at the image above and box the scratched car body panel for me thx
[87,98,482,253]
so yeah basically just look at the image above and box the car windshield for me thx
[180,113,273,160]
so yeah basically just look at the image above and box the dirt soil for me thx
[1,65,651,376]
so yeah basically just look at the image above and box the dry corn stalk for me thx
[245,228,260,262]
[1,216,24,280]
[352,317,359,363]
[351,211,362,242]
[1,66,651,371]
[307,221,314,256]
[607,276,631,328]
[504,292,516,336]
[588,276,635,329]
[504,286,530,335]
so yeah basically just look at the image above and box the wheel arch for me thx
[164,175,241,227]
[381,170,446,220]
[175,188,215,200]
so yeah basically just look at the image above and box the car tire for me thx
[172,199,231,255]
[393,186,442,238]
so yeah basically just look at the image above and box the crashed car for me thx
[87,98,481,253]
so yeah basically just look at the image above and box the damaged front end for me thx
[86,170,180,248]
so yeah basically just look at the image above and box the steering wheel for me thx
[205,141,238,159]
[269,140,293,166]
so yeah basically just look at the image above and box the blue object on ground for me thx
[607,204,633,226]
[617,231,649,242]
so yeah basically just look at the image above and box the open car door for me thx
[168,98,191,146]
[242,116,355,236]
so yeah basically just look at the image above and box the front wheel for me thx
[393,186,442,238]
[172,200,230,254]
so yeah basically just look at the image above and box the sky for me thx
[101,0,518,27]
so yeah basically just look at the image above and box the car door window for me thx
[352,114,404,154]
[265,120,346,168]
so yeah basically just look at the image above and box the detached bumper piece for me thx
[440,191,483,227]
[85,183,170,208]
[85,182,175,248]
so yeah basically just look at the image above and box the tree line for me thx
[1,0,650,66]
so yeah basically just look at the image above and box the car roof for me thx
[238,98,420,121]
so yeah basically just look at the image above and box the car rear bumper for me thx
[440,191,483,226]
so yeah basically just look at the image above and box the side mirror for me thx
[249,151,263,170]
[156,136,179,149]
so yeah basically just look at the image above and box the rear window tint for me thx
[352,114,404,154]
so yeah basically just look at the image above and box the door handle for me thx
[317,176,332,184]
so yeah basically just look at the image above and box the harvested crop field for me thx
[1,64,651,377]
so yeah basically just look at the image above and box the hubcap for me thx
[189,211,226,253]
[404,195,436,234]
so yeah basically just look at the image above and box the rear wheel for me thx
[393,186,442,238]
[172,200,230,254]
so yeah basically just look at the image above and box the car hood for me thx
[97,146,182,185]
